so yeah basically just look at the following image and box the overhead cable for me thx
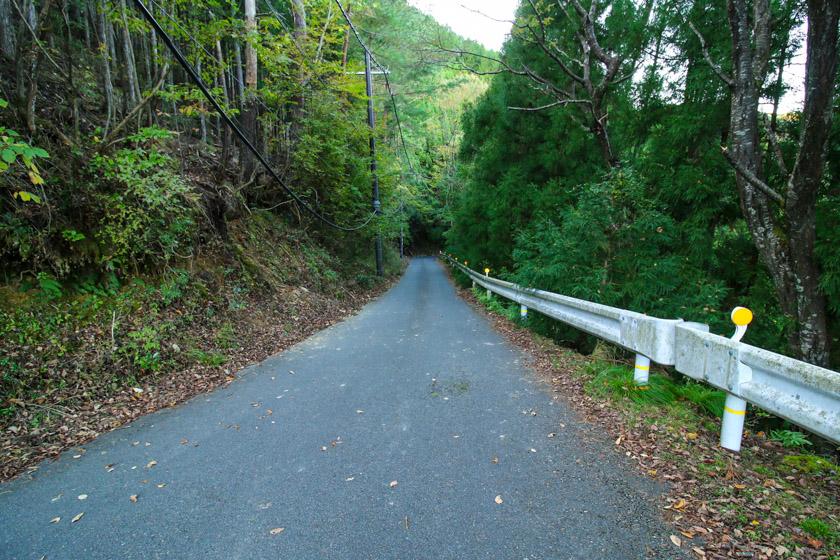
[131,0,376,232]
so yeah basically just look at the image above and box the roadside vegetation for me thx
[444,0,840,370]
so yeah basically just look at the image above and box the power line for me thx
[132,0,376,232]
[333,0,416,175]
[148,0,272,114]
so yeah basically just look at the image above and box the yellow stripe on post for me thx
[724,406,746,416]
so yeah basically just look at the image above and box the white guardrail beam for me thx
[441,254,840,451]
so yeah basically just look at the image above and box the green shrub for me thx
[770,429,813,448]
[89,128,197,273]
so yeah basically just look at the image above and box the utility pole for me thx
[365,49,384,276]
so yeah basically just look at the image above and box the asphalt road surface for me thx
[1,257,682,559]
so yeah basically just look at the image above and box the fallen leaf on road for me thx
[156,483,166,488]
[356,410,364,414]
[529,448,537,453]
[51,494,62,502]
[77,494,87,500]
[673,498,687,510]
[345,477,355,481]
[547,433,556,438]
[130,495,138,503]
[180,439,189,445]
[50,517,60,524]
[71,512,84,523]
[389,480,398,489]
[670,535,682,547]
[320,446,327,452]
[494,495,503,504]
[270,528,285,535]
[491,456,499,464]
[692,547,705,557]
[146,460,157,469]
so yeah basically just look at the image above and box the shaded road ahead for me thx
[1,257,680,559]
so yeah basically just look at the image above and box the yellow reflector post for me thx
[731,307,753,326]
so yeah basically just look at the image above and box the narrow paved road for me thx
[1,257,680,559]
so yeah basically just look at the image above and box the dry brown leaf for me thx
[50,517,60,524]
[670,535,682,547]
[491,456,499,464]
[494,495,503,504]
[129,495,138,503]
[673,498,687,510]
[269,527,285,535]
[389,480,398,489]
[71,512,84,523]
[146,460,157,469]
[691,547,705,557]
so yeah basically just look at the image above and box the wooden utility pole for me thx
[365,50,383,276]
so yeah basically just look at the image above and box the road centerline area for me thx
[1,257,680,559]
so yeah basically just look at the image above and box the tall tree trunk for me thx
[118,0,140,105]
[216,37,231,169]
[96,0,115,134]
[725,0,839,366]
[0,0,17,58]
[782,0,840,365]
[241,0,258,181]
[289,0,306,147]
[341,2,351,70]
[233,40,245,107]
[197,58,207,143]
[62,0,80,142]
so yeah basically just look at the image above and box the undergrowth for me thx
[0,216,397,419]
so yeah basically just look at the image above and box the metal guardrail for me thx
[441,254,840,450]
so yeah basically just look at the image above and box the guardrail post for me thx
[720,307,753,452]
[721,394,747,451]
[483,267,491,298]
[633,354,650,386]
[520,304,528,321]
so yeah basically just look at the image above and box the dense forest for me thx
[444,0,840,369]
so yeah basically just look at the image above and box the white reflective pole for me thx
[720,307,754,452]
[633,354,650,386]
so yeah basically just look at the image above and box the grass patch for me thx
[215,322,237,349]
[186,349,227,367]
[781,454,839,477]
[582,361,726,418]
[800,518,838,546]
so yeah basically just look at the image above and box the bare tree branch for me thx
[688,20,734,87]
[721,147,784,204]
[509,98,591,111]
